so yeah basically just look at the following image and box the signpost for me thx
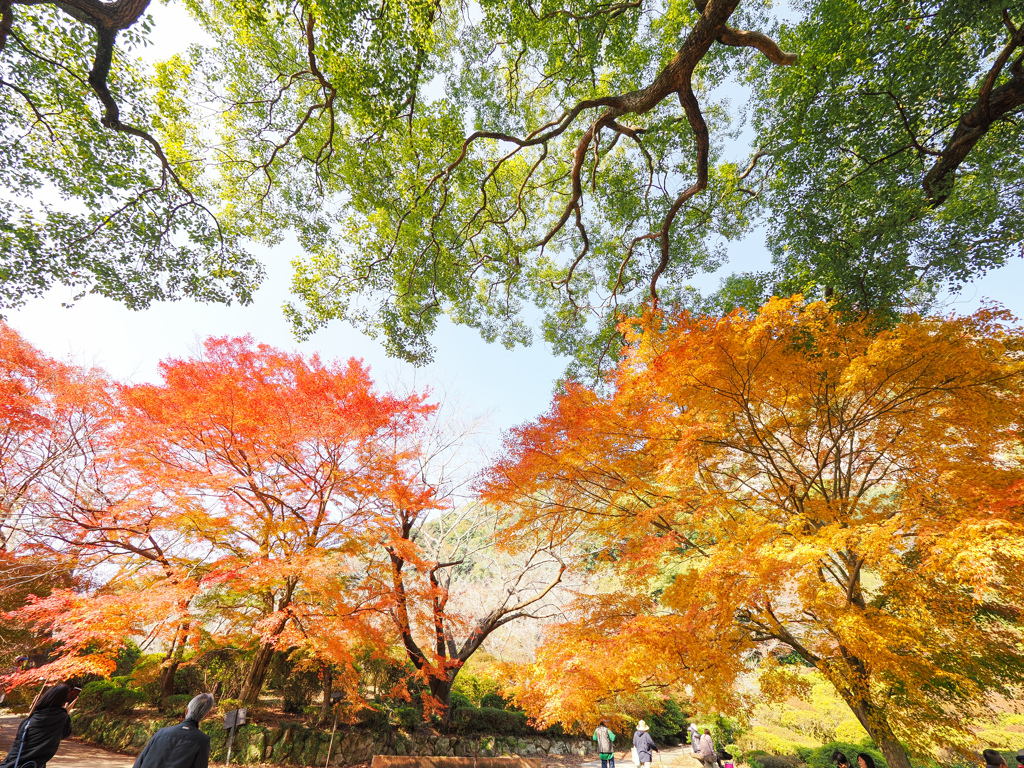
[223,708,247,765]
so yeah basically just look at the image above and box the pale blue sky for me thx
[7,2,1024,459]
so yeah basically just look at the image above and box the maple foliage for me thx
[482,297,1024,766]
[1,330,568,722]
[0,324,106,673]
[115,336,440,706]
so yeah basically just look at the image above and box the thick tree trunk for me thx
[432,675,456,731]
[157,621,190,710]
[238,639,277,707]
[319,663,333,723]
[848,699,913,768]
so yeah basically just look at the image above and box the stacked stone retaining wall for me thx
[71,712,594,766]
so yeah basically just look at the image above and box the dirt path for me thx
[0,714,135,768]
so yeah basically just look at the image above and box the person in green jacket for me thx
[593,721,617,768]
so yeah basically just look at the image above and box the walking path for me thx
[0,714,135,768]
[580,745,703,768]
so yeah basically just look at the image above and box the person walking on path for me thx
[688,724,701,757]
[632,721,658,768]
[0,684,75,768]
[132,693,215,768]
[697,729,719,768]
[593,721,616,768]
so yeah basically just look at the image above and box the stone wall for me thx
[71,712,594,766]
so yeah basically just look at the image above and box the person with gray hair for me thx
[133,693,215,768]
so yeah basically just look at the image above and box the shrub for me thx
[452,706,528,735]
[747,754,802,768]
[708,714,746,747]
[163,693,193,717]
[114,641,143,678]
[451,672,502,706]
[480,692,508,710]
[643,698,689,743]
[449,690,474,712]
[796,747,814,762]
[806,742,887,768]
[357,703,388,730]
[394,706,420,729]
[77,679,145,716]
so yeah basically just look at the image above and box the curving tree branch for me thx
[387,0,797,307]
[922,12,1024,205]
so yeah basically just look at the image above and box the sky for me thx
[7,2,1024,462]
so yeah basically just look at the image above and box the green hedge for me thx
[78,679,146,716]
[480,693,509,710]
[452,706,528,735]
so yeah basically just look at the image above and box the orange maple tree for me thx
[482,298,1024,767]
[116,336,440,706]
[0,324,107,678]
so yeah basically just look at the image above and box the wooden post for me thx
[225,723,236,766]
[223,708,246,766]
[324,692,342,768]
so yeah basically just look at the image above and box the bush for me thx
[643,698,689,743]
[394,706,421,729]
[541,722,567,737]
[452,706,528,735]
[796,747,814,762]
[480,692,508,710]
[114,641,142,678]
[806,742,887,768]
[708,714,745,749]
[449,690,474,712]
[163,694,193,717]
[357,703,388,730]
[750,755,802,768]
[77,679,146,716]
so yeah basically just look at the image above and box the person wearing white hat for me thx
[688,724,701,756]
[632,721,658,768]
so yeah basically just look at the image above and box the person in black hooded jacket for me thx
[0,684,73,768]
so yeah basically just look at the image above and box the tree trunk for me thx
[157,621,190,711]
[238,639,277,707]
[320,663,333,723]
[848,699,913,768]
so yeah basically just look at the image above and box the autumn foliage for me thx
[3,301,1024,760]
[482,298,1024,766]
[0,327,574,726]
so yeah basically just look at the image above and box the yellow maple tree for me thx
[482,297,1024,767]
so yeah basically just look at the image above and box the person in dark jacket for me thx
[632,720,658,768]
[133,693,215,768]
[0,684,74,768]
